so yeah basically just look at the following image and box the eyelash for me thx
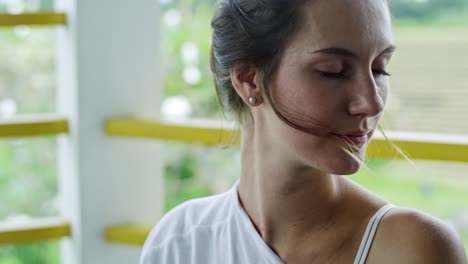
[319,71,347,79]
[373,70,391,77]
[319,70,391,79]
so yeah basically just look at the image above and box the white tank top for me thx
[140,181,395,264]
[353,204,395,264]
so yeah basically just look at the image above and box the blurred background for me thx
[0,0,467,262]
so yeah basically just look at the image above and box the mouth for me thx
[341,134,368,146]
[332,131,371,146]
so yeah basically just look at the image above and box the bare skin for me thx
[231,0,468,263]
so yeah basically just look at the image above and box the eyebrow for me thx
[310,45,396,59]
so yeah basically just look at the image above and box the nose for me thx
[347,74,386,118]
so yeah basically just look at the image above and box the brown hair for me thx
[210,0,307,124]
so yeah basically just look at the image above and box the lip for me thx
[333,131,371,146]
[345,130,371,137]
[342,134,368,145]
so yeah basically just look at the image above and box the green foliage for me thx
[352,163,468,251]
[354,167,468,217]
[0,242,59,264]
[0,27,56,114]
[0,138,58,219]
[166,152,196,181]
[164,157,212,212]
[0,138,59,263]
[0,0,55,12]
[161,2,222,118]
[39,0,54,11]
[390,0,468,22]
[164,178,212,212]
[0,2,59,261]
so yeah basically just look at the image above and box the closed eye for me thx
[318,69,390,79]
[373,69,391,76]
[319,70,347,79]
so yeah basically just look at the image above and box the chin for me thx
[328,150,366,175]
[296,137,368,175]
[331,163,362,176]
[305,154,364,176]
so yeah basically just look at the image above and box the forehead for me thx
[289,0,392,55]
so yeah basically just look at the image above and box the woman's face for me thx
[264,0,394,174]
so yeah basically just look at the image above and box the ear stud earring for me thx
[248,97,257,105]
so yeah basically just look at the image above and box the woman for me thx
[141,0,468,263]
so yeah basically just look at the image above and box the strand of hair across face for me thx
[266,80,379,170]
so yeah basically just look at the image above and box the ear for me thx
[230,63,263,106]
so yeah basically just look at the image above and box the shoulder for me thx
[376,206,467,264]
[140,190,234,262]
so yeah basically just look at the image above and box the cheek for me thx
[377,80,390,103]
[276,74,340,115]
[270,64,348,135]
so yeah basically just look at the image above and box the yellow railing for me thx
[104,117,468,246]
[0,115,69,138]
[104,225,153,246]
[366,132,468,163]
[0,12,66,26]
[0,218,71,246]
[2,116,468,246]
[105,117,468,163]
[105,117,239,146]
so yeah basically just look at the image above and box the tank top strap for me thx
[353,203,394,264]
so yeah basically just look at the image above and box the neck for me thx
[237,125,347,250]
